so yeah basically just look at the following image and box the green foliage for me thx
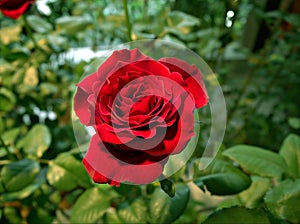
[27,15,52,33]
[1,159,40,192]
[159,178,175,198]
[203,206,270,224]
[47,152,92,191]
[70,187,111,223]
[279,134,300,179]
[223,145,287,178]
[238,176,271,208]
[148,184,190,223]
[264,179,300,223]
[0,88,16,112]
[194,158,251,195]
[17,124,51,158]
[117,198,148,223]
[209,134,300,223]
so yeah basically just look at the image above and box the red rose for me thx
[0,0,34,19]
[74,48,208,185]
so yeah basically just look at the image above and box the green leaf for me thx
[223,145,287,178]
[17,124,51,158]
[149,184,190,223]
[0,88,16,112]
[279,134,300,178]
[0,26,21,44]
[105,208,122,223]
[166,11,200,36]
[70,187,110,223]
[2,127,21,145]
[1,183,40,202]
[112,184,141,199]
[238,176,271,208]
[23,66,39,87]
[203,207,270,224]
[39,83,58,96]
[160,179,175,198]
[47,34,69,51]
[264,179,300,223]
[3,207,22,224]
[284,13,300,26]
[117,198,148,224]
[46,153,92,191]
[55,16,92,34]
[288,117,300,129]
[27,208,54,224]
[1,159,40,192]
[4,46,30,62]
[194,158,251,195]
[26,15,52,33]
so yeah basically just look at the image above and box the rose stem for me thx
[122,0,132,41]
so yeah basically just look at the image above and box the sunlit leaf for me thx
[0,88,16,112]
[23,67,39,87]
[149,184,190,223]
[105,208,122,223]
[0,26,21,44]
[70,187,110,223]
[264,179,300,223]
[1,159,40,192]
[118,198,148,223]
[17,124,51,158]
[280,134,300,179]
[223,145,287,178]
[27,15,52,33]
[1,183,40,202]
[3,207,22,224]
[46,153,92,191]
[238,176,271,208]
[55,16,92,34]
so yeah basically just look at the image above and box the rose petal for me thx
[82,159,120,186]
[159,58,208,108]
[74,88,94,125]
[97,48,151,83]
[143,93,195,157]
[83,134,167,184]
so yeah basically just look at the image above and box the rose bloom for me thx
[0,0,34,19]
[74,49,208,186]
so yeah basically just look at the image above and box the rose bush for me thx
[74,48,208,185]
[0,0,34,19]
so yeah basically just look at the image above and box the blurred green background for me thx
[0,0,300,223]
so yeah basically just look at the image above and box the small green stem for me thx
[122,0,132,41]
